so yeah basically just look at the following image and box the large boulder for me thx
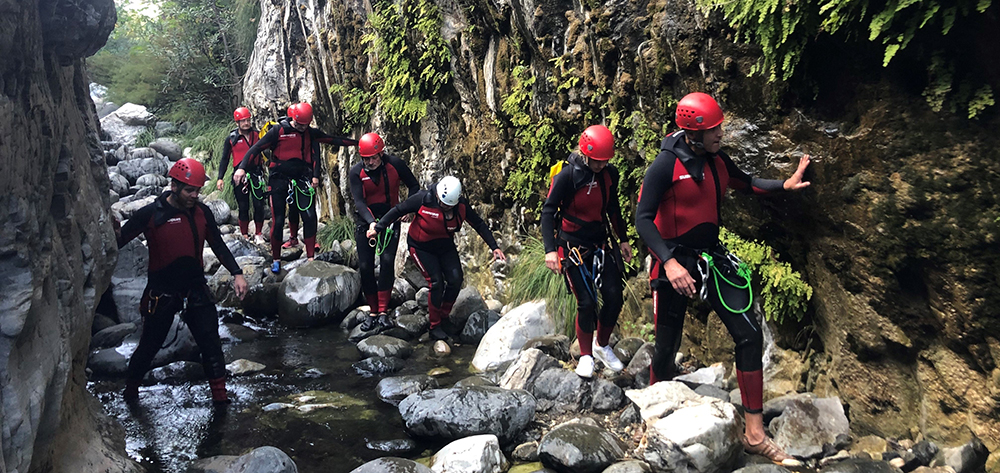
[149,138,183,161]
[448,286,487,330]
[277,261,361,327]
[460,309,501,344]
[769,396,850,459]
[356,335,414,359]
[225,446,297,473]
[208,256,274,307]
[204,200,232,226]
[349,457,432,473]
[377,375,439,406]
[397,386,536,443]
[499,348,562,391]
[117,157,170,184]
[100,103,153,145]
[639,402,743,473]
[472,300,556,371]
[430,434,509,473]
[538,420,627,473]
[625,381,712,422]
[110,238,148,324]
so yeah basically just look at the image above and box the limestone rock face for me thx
[0,0,137,471]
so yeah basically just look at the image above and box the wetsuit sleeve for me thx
[721,152,784,194]
[464,202,500,251]
[202,205,243,276]
[374,191,425,233]
[312,139,322,180]
[311,128,359,147]
[240,126,279,171]
[540,167,573,253]
[117,203,155,249]
[636,152,678,263]
[349,164,377,225]
[218,136,233,181]
[389,155,420,195]
[606,166,629,243]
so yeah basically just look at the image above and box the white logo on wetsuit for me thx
[421,209,440,218]
[167,217,182,224]
[678,174,692,180]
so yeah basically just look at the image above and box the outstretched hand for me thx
[492,248,506,262]
[233,274,249,300]
[544,251,561,274]
[783,155,811,191]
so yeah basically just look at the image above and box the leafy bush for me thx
[719,228,813,324]
[181,118,238,207]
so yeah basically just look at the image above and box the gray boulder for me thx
[538,420,627,473]
[391,277,416,307]
[277,261,361,327]
[208,256,273,307]
[448,286,486,330]
[149,138,183,161]
[523,334,572,361]
[129,147,160,160]
[356,335,413,359]
[396,313,430,338]
[430,434,508,473]
[639,401,743,473]
[472,300,556,371]
[110,238,148,324]
[603,460,653,473]
[398,386,536,443]
[109,172,130,196]
[460,309,501,344]
[499,348,562,392]
[940,437,989,473]
[365,439,420,455]
[90,323,137,350]
[143,360,205,385]
[349,457,432,473]
[353,356,404,378]
[226,446,297,473]
[770,396,850,459]
[205,200,232,225]
[135,173,167,188]
[377,375,439,406]
[117,157,170,184]
[87,347,129,376]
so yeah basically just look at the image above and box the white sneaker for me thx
[575,355,595,378]
[592,341,624,372]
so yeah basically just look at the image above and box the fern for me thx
[718,228,813,324]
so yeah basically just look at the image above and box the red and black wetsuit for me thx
[239,120,357,259]
[219,128,266,236]
[540,153,629,356]
[636,130,785,414]
[349,155,420,313]
[375,189,499,328]
[117,191,243,384]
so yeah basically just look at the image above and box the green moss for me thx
[719,228,813,324]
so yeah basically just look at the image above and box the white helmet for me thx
[436,176,462,206]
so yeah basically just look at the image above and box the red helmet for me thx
[578,124,614,161]
[286,103,297,118]
[168,158,207,187]
[359,133,385,157]
[675,92,724,131]
[233,107,251,121]
[291,102,313,125]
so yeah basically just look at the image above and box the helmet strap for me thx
[685,130,706,151]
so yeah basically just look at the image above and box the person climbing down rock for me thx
[217,106,267,245]
[541,124,633,378]
[234,102,358,273]
[117,158,249,405]
[635,92,811,466]
[349,132,420,332]
[368,176,505,342]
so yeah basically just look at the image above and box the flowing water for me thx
[88,317,480,473]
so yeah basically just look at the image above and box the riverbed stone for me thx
[277,261,361,327]
[460,309,501,344]
[397,313,430,338]
[624,381,713,421]
[90,323,137,350]
[349,457,432,473]
[523,334,572,361]
[769,396,850,459]
[499,348,562,392]
[820,458,904,473]
[144,360,205,385]
[226,446,297,473]
[398,386,536,443]
[674,363,727,389]
[538,420,627,473]
[353,356,404,377]
[149,138,182,161]
[639,401,743,473]
[357,335,413,359]
[430,434,508,473]
[377,375,439,406]
[226,359,266,375]
[472,300,556,371]
[365,439,420,455]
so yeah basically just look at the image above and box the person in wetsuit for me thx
[216,107,266,244]
[349,132,420,332]
[233,102,358,273]
[368,176,506,341]
[541,124,633,378]
[118,158,249,405]
[636,92,811,465]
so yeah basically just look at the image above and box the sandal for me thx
[742,436,801,467]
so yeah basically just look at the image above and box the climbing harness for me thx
[144,291,188,350]
[287,178,315,211]
[565,245,604,304]
[244,172,267,201]
[697,249,753,314]
[368,221,395,256]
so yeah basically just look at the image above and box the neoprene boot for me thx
[209,377,231,405]
[124,379,141,402]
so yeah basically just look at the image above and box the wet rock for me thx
[674,363,727,389]
[532,368,590,410]
[220,323,260,343]
[762,392,816,424]
[821,450,852,467]
[398,386,536,443]
[449,286,487,329]
[92,313,117,334]
[149,138,182,161]
[348,324,378,343]
[90,323,137,350]
[499,348,562,391]
[397,313,430,338]
[853,435,889,458]
[226,446,297,473]
[415,287,430,310]
[514,441,540,461]
[109,172,130,196]
[618,404,642,428]
[226,359,265,375]
[428,367,451,377]
[770,396,850,459]
[538,420,627,473]
[731,465,793,473]
[393,304,414,318]
[624,381,714,421]
[187,455,239,473]
[365,438,420,455]
[227,238,271,259]
[940,437,989,473]
[144,360,205,385]
[209,256,273,307]
[110,238,149,324]
[523,334,572,361]
[455,376,497,388]
[87,347,130,376]
[204,200,231,226]
[349,457,432,473]
[613,337,646,366]
[377,375,439,405]
[340,308,367,332]
[353,356,404,377]
[277,261,361,327]
[242,282,279,319]
[592,378,625,412]
[357,335,413,359]
[821,458,904,473]
[431,434,509,473]
[694,384,731,402]
[911,440,939,467]
[604,460,653,473]
[461,309,501,344]
[263,403,295,412]
[433,340,451,356]
[639,401,743,473]
[135,173,167,187]
[625,343,655,387]
[472,300,556,371]
[391,278,417,307]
